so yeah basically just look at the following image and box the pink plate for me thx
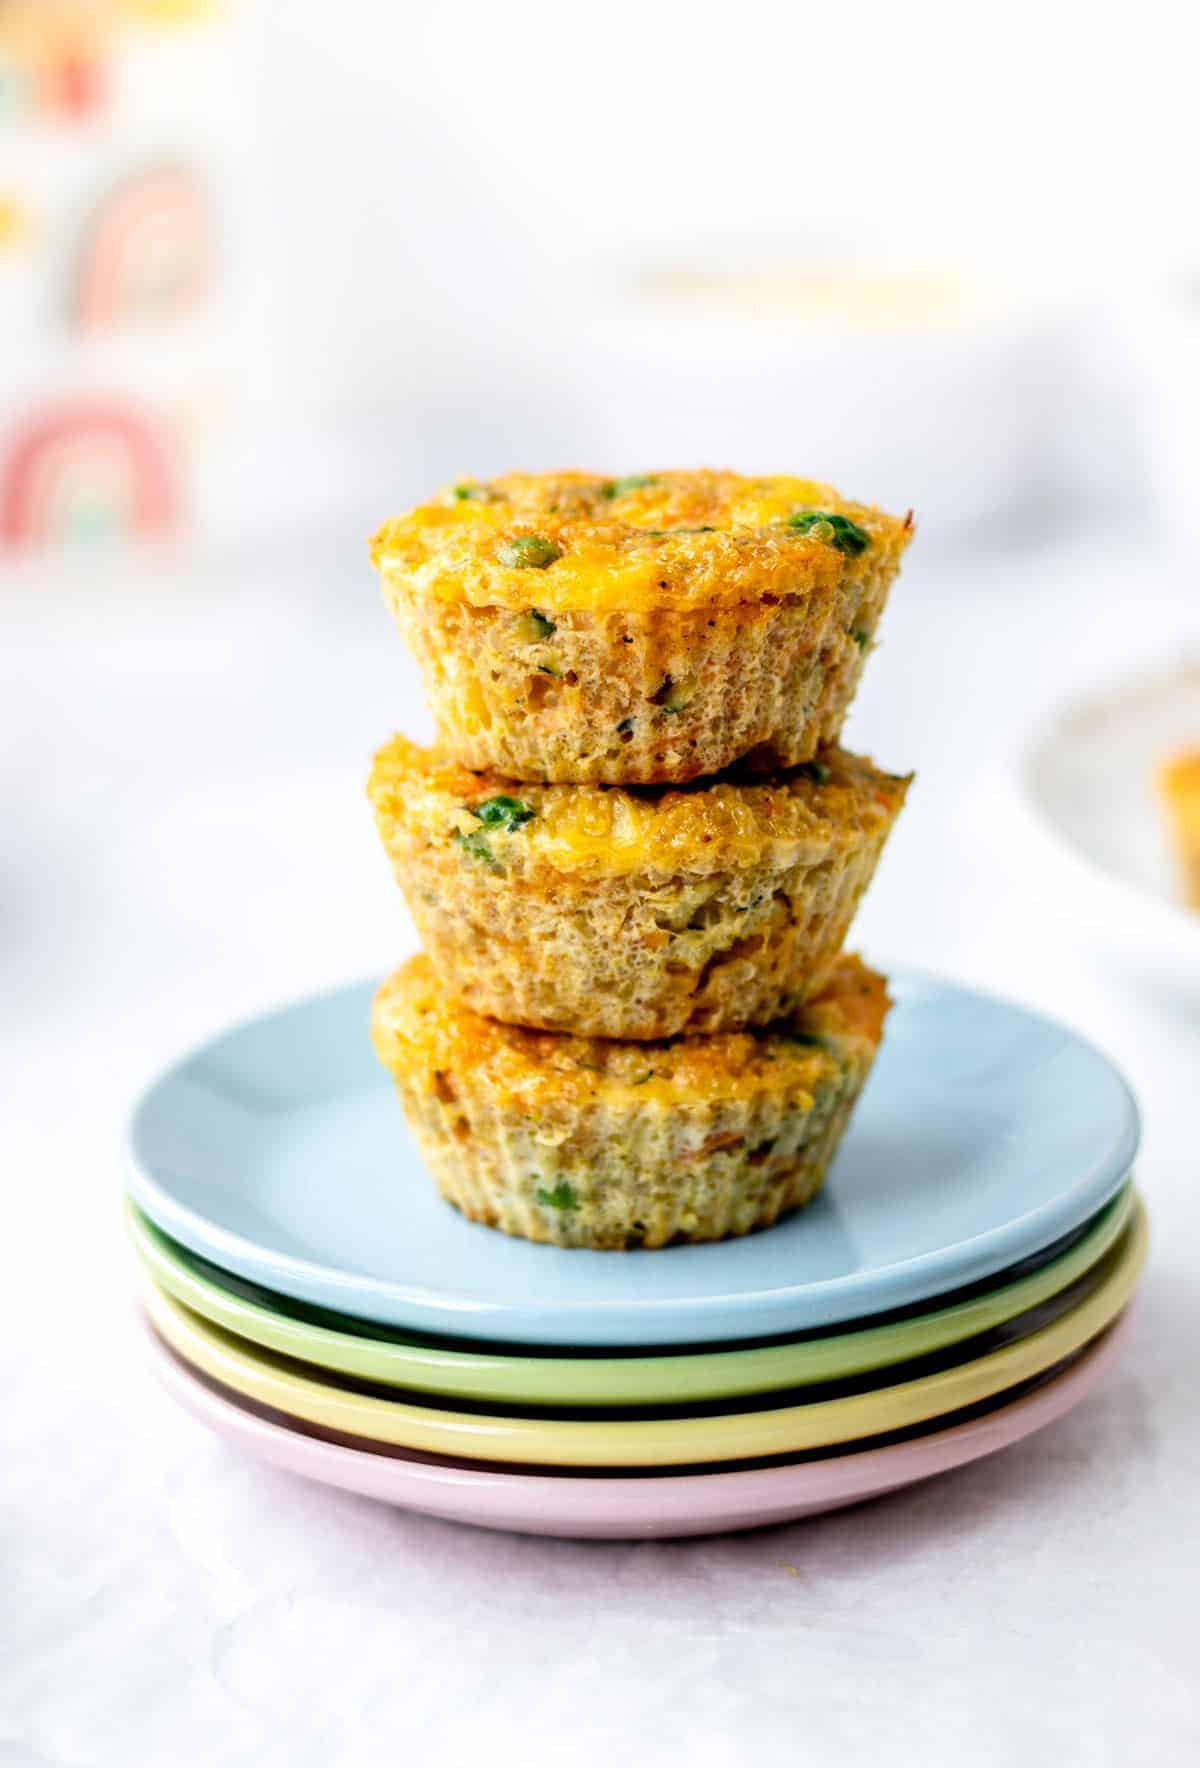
[143,1311,1130,1539]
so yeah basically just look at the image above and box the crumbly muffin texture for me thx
[1158,748,1200,909]
[369,735,910,1039]
[373,470,912,783]
[371,952,890,1250]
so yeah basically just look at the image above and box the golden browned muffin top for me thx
[370,469,913,613]
[369,734,911,877]
[372,951,890,1111]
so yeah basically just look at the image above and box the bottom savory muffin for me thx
[371,952,890,1250]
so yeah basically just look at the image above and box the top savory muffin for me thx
[372,469,913,784]
[372,470,909,612]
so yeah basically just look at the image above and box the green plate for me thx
[126,1184,1136,1407]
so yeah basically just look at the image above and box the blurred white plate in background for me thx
[1007,659,1200,989]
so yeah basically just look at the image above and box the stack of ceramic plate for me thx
[126,965,1146,1540]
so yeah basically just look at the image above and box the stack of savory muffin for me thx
[366,471,913,1251]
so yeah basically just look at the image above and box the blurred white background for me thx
[4,6,1200,1766]
[235,0,1200,548]
[4,0,1200,557]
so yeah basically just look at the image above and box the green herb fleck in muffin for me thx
[497,535,562,569]
[788,510,871,556]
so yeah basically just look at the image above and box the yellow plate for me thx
[143,1202,1147,1469]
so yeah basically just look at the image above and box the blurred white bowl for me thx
[1129,278,1200,564]
[554,260,1073,543]
[1007,659,1200,989]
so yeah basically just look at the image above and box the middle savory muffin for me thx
[371,952,891,1249]
[370,735,910,1040]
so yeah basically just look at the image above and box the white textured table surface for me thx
[3,533,1198,1767]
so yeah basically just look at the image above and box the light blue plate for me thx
[125,972,1140,1348]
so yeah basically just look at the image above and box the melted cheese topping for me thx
[373,953,890,1111]
[371,469,913,613]
[369,735,911,877]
